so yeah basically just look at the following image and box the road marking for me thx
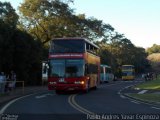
[35,93,54,99]
[68,94,94,115]
[0,93,37,114]
[135,88,140,90]
[151,107,160,110]
[138,90,148,94]
[120,95,126,99]
[0,92,54,114]
[125,85,135,89]
[117,84,135,95]
[117,91,121,95]
[35,95,46,99]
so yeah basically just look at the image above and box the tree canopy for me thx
[0,2,43,85]
[146,44,160,55]
[97,32,148,76]
[147,53,160,73]
[18,0,114,45]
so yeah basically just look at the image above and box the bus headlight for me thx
[81,81,85,84]
[75,81,85,84]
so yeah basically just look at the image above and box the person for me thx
[7,71,16,91]
[145,72,152,81]
[113,75,117,81]
[147,73,151,81]
[0,72,6,93]
[144,73,149,81]
[150,72,154,80]
[142,74,145,80]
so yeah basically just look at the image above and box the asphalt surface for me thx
[75,81,159,114]
[0,80,160,120]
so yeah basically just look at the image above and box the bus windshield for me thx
[122,66,134,70]
[49,60,65,77]
[49,59,84,77]
[122,71,134,76]
[50,40,85,53]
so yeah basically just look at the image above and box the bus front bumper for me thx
[54,84,86,91]
[122,76,135,80]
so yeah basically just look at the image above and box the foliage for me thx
[146,44,160,54]
[0,2,43,85]
[18,0,114,45]
[147,53,160,62]
[147,53,160,72]
[0,1,18,29]
[97,32,148,76]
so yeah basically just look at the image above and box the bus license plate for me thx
[68,88,74,90]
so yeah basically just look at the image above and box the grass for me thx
[128,93,160,103]
[128,75,160,103]
[135,75,160,90]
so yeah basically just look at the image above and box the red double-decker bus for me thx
[48,38,100,93]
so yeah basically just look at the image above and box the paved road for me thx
[0,80,160,120]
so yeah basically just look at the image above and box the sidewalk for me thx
[0,86,48,104]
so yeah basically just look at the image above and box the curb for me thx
[123,93,160,107]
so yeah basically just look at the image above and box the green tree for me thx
[18,0,114,45]
[147,53,160,72]
[0,1,18,72]
[97,31,148,76]
[0,2,18,27]
[146,44,160,55]
[12,30,43,84]
[0,2,44,85]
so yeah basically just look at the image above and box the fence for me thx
[0,81,24,94]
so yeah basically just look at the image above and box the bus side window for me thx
[100,67,104,73]
[87,64,98,74]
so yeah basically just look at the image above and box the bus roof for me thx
[52,37,99,49]
[100,64,111,68]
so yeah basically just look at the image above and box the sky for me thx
[1,0,160,48]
